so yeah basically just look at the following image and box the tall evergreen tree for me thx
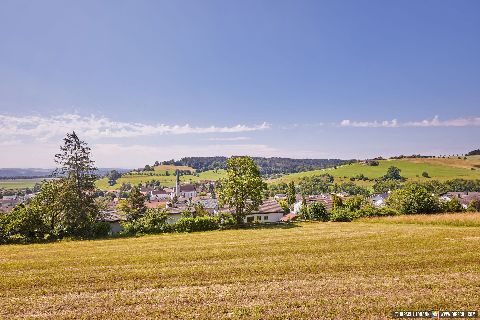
[54,131,99,236]
[287,181,296,206]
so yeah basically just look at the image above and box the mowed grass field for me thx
[96,166,226,190]
[0,178,53,190]
[271,157,480,186]
[1,220,480,319]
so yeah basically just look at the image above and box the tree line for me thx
[160,156,348,174]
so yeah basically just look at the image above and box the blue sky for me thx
[0,0,479,167]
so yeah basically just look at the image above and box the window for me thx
[264,215,268,220]
[247,216,254,223]
[256,216,261,220]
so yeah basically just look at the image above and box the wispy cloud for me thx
[0,114,270,141]
[207,136,251,141]
[405,115,480,127]
[339,116,480,128]
[340,119,399,128]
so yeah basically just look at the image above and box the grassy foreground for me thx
[1,222,480,319]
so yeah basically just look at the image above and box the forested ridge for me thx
[162,157,350,174]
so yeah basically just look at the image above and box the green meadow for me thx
[95,166,226,190]
[0,178,52,190]
[271,157,480,185]
[1,219,479,319]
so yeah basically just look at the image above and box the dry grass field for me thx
[359,212,480,227]
[1,220,480,319]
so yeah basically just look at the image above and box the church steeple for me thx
[175,170,180,196]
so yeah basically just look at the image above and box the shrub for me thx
[386,184,440,214]
[440,198,464,213]
[308,202,329,221]
[330,208,358,222]
[217,212,236,228]
[175,216,219,233]
[343,196,365,212]
[93,222,111,238]
[122,208,171,235]
[422,171,430,178]
[466,199,480,212]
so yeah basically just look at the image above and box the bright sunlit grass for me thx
[1,222,479,319]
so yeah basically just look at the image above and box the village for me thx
[68,169,480,234]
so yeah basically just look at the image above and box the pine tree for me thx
[53,131,99,237]
[120,186,147,221]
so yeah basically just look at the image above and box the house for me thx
[293,194,333,214]
[149,189,169,201]
[369,193,389,208]
[139,187,153,195]
[193,198,219,214]
[274,194,287,201]
[98,210,125,234]
[440,192,480,209]
[243,200,286,223]
[0,197,20,212]
[145,199,167,209]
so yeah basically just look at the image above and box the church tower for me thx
[175,170,180,196]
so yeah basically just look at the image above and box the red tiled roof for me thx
[252,200,286,214]
[280,213,297,222]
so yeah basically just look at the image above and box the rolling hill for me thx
[270,156,480,186]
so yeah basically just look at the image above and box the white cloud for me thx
[405,115,480,127]
[340,119,398,128]
[339,116,480,128]
[0,114,270,141]
[207,136,251,141]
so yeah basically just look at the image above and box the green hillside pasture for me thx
[96,169,226,190]
[0,178,52,190]
[1,222,479,319]
[271,159,480,185]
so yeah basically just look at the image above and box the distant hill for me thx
[0,168,130,179]
[163,157,349,175]
[270,157,480,186]
[0,168,54,179]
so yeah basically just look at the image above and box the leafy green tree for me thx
[287,181,296,206]
[343,196,365,212]
[308,202,329,221]
[386,184,439,214]
[29,180,64,237]
[383,166,404,181]
[373,180,403,193]
[278,199,290,213]
[218,156,266,224]
[331,194,343,210]
[0,204,47,243]
[120,186,147,221]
